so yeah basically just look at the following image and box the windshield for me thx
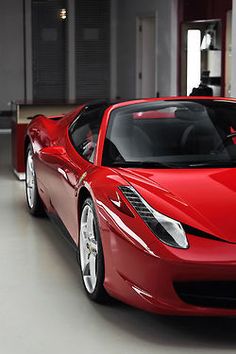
[102,100,236,168]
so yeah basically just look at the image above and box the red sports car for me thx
[25,97,236,316]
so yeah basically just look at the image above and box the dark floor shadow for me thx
[91,301,236,349]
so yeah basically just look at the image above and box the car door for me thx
[39,106,105,244]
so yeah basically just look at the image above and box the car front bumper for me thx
[103,226,236,316]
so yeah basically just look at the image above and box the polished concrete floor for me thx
[1,131,236,354]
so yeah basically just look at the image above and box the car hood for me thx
[117,167,236,243]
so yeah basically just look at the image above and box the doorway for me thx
[181,20,222,96]
[136,16,157,98]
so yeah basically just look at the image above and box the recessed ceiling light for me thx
[59,8,67,20]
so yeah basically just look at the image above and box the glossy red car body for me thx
[25,97,236,316]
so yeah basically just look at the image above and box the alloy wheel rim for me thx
[26,150,36,209]
[80,205,98,294]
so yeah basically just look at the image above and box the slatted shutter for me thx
[32,0,66,101]
[75,0,110,99]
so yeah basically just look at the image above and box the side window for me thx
[69,106,104,163]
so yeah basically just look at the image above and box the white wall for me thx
[0,0,25,111]
[116,0,178,99]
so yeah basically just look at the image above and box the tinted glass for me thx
[70,106,104,162]
[103,100,236,168]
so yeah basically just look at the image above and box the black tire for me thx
[25,144,44,216]
[79,197,109,303]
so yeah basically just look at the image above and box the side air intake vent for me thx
[119,186,153,222]
[119,186,188,249]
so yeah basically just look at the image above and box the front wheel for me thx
[25,145,44,216]
[79,197,108,303]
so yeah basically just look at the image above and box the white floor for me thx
[0,132,236,354]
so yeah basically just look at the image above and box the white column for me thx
[231,0,236,97]
[110,0,118,99]
[67,0,76,101]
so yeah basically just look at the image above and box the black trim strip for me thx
[47,212,78,252]
[183,224,236,244]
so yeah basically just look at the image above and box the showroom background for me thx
[1,0,181,118]
[2,0,236,120]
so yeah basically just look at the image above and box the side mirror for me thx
[39,146,67,164]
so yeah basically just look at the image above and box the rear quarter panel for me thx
[25,105,84,211]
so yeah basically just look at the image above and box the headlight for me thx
[119,186,189,249]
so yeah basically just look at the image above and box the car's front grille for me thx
[174,281,236,309]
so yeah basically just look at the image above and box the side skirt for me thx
[47,212,78,252]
